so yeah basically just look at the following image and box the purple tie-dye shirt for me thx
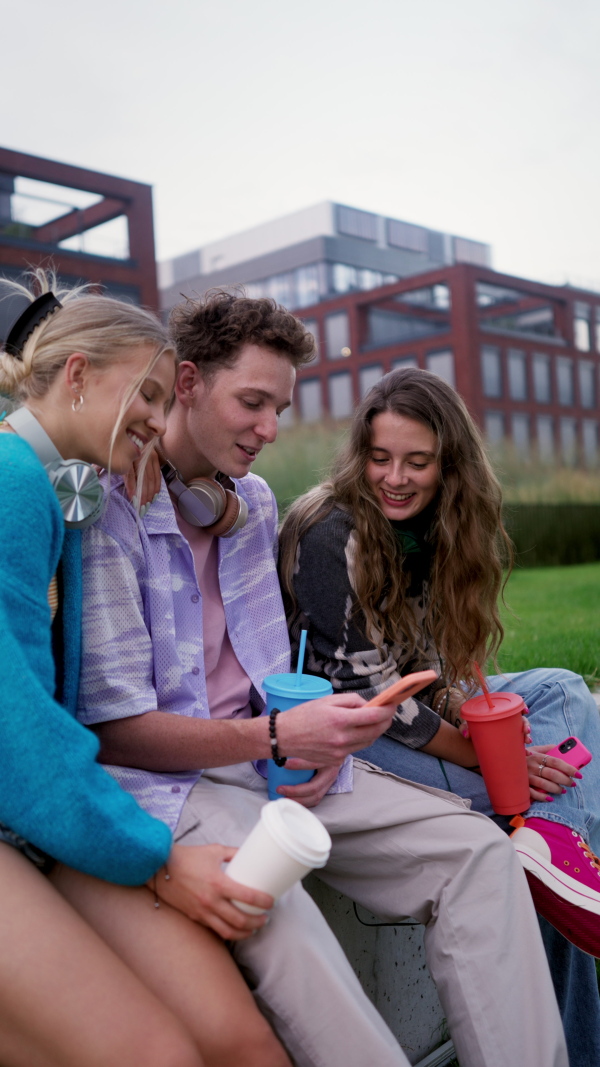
[77,472,352,829]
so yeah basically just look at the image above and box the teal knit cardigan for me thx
[0,435,171,884]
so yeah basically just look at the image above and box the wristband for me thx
[268,708,287,767]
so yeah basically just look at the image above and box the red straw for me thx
[473,662,494,710]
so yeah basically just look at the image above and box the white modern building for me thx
[158,201,491,316]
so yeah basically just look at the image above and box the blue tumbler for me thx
[263,672,333,800]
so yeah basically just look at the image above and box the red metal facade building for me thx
[0,147,159,315]
[293,263,600,465]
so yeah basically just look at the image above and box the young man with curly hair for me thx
[76,291,567,1067]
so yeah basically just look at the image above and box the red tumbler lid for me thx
[461,691,526,722]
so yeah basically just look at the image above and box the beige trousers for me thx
[177,759,568,1067]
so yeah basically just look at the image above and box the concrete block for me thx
[305,875,455,1066]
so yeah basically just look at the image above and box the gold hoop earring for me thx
[72,393,84,413]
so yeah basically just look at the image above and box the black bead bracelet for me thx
[268,707,287,766]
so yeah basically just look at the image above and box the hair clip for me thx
[5,292,63,359]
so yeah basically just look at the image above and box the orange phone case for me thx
[363,669,438,708]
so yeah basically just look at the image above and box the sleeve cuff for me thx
[385,700,442,749]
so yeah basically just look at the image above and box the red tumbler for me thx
[461,692,530,816]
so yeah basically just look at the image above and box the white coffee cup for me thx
[226,799,332,914]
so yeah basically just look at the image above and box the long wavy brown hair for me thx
[279,367,513,689]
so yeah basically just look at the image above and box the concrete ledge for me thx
[304,875,456,1066]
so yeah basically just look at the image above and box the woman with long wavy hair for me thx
[279,366,600,1067]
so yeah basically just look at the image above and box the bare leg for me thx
[50,863,291,1067]
[0,843,203,1067]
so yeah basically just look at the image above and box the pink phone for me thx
[363,669,438,708]
[545,736,592,769]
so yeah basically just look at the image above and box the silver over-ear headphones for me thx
[7,407,104,529]
[158,451,248,538]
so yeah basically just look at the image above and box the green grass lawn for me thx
[495,562,600,689]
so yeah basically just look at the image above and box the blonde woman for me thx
[0,274,290,1067]
[280,366,600,1067]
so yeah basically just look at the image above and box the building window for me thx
[476,283,559,340]
[507,348,527,400]
[481,345,502,398]
[386,219,428,253]
[560,417,577,465]
[574,302,591,352]
[556,357,574,406]
[358,268,383,291]
[295,265,322,308]
[325,312,350,360]
[245,280,267,300]
[328,372,354,419]
[336,205,378,242]
[268,272,295,308]
[332,264,358,294]
[359,365,383,398]
[533,353,551,403]
[391,356,418,371]
[484,411,505,446]
[427,350,455,387]
[578,360,595,409]
[298,379,322,423]
[582,420,598,467]
[453,237,490,267]
[301,319,320,364]
[536,416,554,463]
[512,414,530,457]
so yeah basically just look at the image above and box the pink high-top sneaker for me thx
[511,816,600,956]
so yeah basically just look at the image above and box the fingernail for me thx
[460,728,468,737]
[574,772,583,779]
[545,795,554,802]
[140,504,147,517]
[561,788,567,794]
[153,492,160,502]
[131,495,139,510]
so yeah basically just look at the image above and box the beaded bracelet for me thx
[269,707,287,767]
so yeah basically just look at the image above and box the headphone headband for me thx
[5,293,62,359]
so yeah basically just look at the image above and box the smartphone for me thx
[363,669,438,708]
[545,736,592,770]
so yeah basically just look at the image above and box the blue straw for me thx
[296,629,308,684]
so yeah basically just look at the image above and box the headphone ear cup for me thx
[166,468,248,536]
[46,459,104,529]
[209,488,248,537]
[177,477,227,526]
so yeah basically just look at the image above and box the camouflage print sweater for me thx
[287,506,444,749]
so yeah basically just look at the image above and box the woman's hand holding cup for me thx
[149,843,274,941]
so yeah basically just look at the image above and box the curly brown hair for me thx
[279,367,514,691]
[169,288,316,377]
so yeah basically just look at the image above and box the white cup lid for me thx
[261,799,331,868]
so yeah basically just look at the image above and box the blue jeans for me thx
[354,668,600,1067]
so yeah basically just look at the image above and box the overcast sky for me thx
[2,0,598,288]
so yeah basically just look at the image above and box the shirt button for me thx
[192,666,200,675]
[191,594,199,603]
[171,785,181,793]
